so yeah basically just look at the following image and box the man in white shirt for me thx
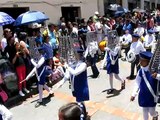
[134,22,145,37]
[126,34,145,80]
[84,41,99,78]
[1,28,12,52]
[143,29,156,52]
[120,29,132,61]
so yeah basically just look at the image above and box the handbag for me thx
[0,89,8,102]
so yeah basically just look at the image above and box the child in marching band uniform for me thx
[130,51,159,120]
[104,45,125,94]
[127,34,145,80]
[24,47,54,107]
[67,48,89,103]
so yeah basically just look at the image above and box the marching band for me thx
[1,11,160,120]
[18,19,160,120]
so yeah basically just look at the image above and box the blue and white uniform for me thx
[133,67,157,107]
[105,46,124,91]
[30,55,53,103]
[68,61,89,102]
[106,46,120,74]
[132,51,159,120]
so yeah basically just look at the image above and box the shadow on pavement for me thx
[101,89,110,93]
[106,89,123,98]
[30,95,52,106]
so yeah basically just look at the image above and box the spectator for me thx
[43,23,57,56]
[3,37,16,63]
[93,11,99,23]
[12,42,29,96]
[1,28,12,53]
[123,19,132,34]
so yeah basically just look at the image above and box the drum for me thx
[126,50,136,63]
[99,40,107,51]
[122,44,129,49]
[140,36,145,43]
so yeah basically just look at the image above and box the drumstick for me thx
[19,67,36,84]
[52,77,67,91]
[123,102,132,112]
[20,79,27,84]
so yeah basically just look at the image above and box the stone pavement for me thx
[9,59,160,120]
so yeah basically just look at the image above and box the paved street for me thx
[9,59,160,120]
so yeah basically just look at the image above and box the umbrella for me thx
[133,8,145,13]
[14,11,49,26]
[0,12,15,26]
[115,8,130,14]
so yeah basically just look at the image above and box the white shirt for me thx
[153,26,160,32]
[68,61,87,76]
[1,38,7,52]
[87,26,91,32]
[134,27,145,36]
[143,34,156,48]
[0,104,13,120]
[72,27,78,35]
[68,61,87,91]
[84,41,98,58]
[95,22,103,34]
[120,33,132,45]
[105,46,120,56]
[130,40,145,55]
[103,24,110,35]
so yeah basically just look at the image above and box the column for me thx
[155,0,158,8]
[98,0,104,16]
[140,0,144,9]
[122,0,128,9]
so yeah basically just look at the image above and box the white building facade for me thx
[0,0,159,24]
[0,0,105,24]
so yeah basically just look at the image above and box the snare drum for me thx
[126,50,136,63]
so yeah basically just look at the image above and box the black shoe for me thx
[126,76,135,80]
[153,116,158,120]
[48,93,54,98]
[107,89,114,94]
[35,102,43,108]
[92,72,100,78]
[121,81,125,89]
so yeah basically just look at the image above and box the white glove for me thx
[104,47,110,51]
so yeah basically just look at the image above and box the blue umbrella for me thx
[115,8,129,15]
[14,11,49,26]
[0,12,15,26]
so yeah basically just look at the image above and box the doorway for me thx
[61,7,81,23]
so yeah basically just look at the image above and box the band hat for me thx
[148,29,155,34]
[139,51,153,60]
[132,33,140,38]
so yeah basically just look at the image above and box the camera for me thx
[18,51,23,56]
